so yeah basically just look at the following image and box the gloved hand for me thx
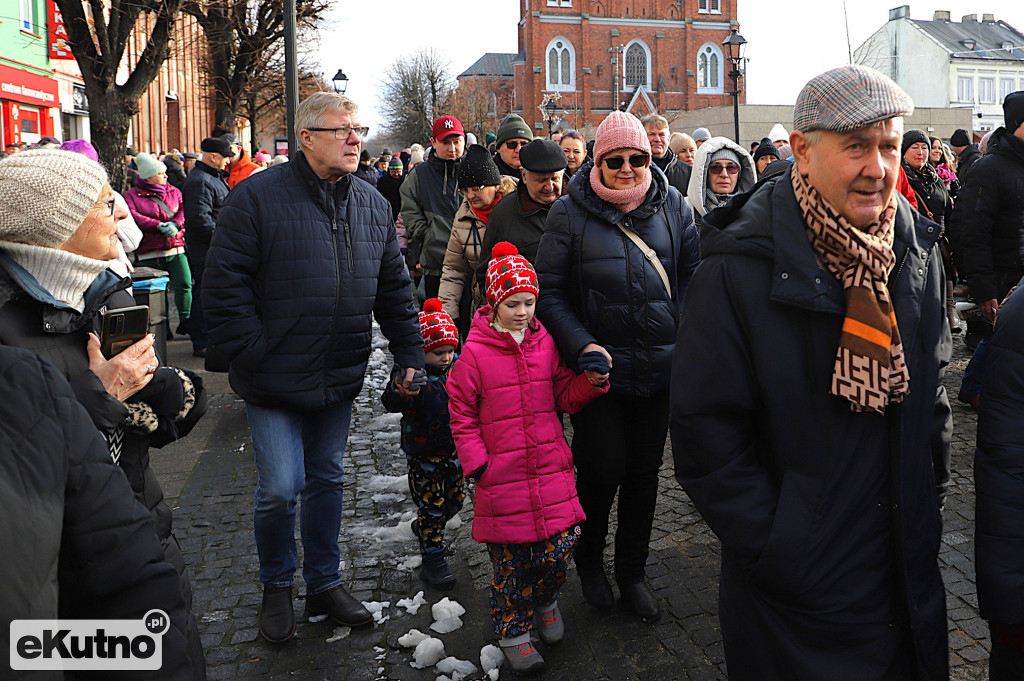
[578,350,611,375]
[390,364,427,393]
[158,221,179,237]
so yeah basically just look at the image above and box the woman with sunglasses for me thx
[536,111,700,623]
[0,149,208,678]
[686,136,757,228]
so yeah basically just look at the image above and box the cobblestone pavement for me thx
[152,326,989,680]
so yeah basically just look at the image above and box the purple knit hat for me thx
[592,112,652,167]
[59,139,99,162]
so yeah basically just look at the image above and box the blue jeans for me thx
[246,400,352,594]
[961,336,991,397]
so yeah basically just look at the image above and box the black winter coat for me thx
[481,189,553,267]
[0,346,198,680]
[203,150,423,410]
[671,172,951,681]
[381,361,458,461]
[975,276,1024,626]
[652,148,693,199]
[536,161,699,397]
[950,127,1024,303]
[377,172,405,221]
[164,155,188,190]
[181,161,229,248]
[956,143,981,183]
[353,164,378,188]
[903,162,952,230]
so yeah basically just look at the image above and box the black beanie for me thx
[950,129,971,147]
[1004,91,1024,135]
[457,144,501,189]
[753,138,779,164]
[901,129,930,156]
[359,150,371,162]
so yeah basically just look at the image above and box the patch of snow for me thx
[398,628,431,648]
[445,513,463,530]
[487,670,500,681]
[200,611,228,623]
[410,637,446,669]
[371,492,407,504]
[308,614,329,623]
[400,554,423,570]
[430,597,466,634]
[436,656,477,678]
[363,474,409,494]
[480,644,503,674]
[325,626,351,642]
[397,591,427,615]
[361,600,390,625]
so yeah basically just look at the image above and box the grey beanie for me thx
[135,152,167,180]
[708,147,742,168]
[495,114,534,149]
[0,149,108,248]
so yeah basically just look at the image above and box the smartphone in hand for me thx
[100,305,150,358]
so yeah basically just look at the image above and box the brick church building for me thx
[457,0,740,137]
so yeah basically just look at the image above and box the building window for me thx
[546,37,575,91]
[624,40,651,90]
[1003,78,1017,102]
[697,42,724,94]
[698,0,721,13]
[548,0,571,5]
[958,76,974,103]
[19,0,35,31]
[979,77,996,104]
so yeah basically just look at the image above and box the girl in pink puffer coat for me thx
[447,242,608,673]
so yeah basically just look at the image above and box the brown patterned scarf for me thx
[791,168,910,414]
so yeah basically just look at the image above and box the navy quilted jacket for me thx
[203,151,423,410]
[381,361,457,460]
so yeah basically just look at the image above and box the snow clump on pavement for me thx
[430,597,466,634]
[397,591,427,615]
[410,637,446,668]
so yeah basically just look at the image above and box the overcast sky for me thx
[318,1,1024,136]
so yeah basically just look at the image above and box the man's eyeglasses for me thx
[505,140,528,150]
[708,162,740,176]
[97,198,116,216]
[603,154,649,170]
[307,125,369,140]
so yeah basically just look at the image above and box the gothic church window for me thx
[546,37,575,91]
[697,42,724,94]
[624,41,651,90]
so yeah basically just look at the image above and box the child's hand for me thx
[583,369,609,387]
[391,365,425,396]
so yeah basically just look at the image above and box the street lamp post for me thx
[332,69,349,95]
[722,29,747,144]
[545,99,558,138]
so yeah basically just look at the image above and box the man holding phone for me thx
[203,92,423,644]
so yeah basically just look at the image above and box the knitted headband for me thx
[486,242,539,307]
[419,298,459,351]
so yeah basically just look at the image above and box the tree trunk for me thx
[88,89,135,194]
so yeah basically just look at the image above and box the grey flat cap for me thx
[794,65,913,134]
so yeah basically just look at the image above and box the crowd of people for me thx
[4,64,1024,680]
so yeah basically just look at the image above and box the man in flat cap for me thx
[181,136,232,357]
[479,138,566,267]
[670,65,951,681]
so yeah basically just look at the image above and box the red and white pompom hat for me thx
[419,298,459,351]
[485,242,539,307]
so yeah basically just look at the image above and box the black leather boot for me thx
[259,584,296,643]
[305,585,373,627]
[576,565,614,612]
[618,579,661,623]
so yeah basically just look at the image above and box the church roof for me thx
[459,53,518,78]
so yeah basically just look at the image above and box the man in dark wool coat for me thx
[671,65,952,681]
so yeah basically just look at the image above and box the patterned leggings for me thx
[487,526,580,638]
[408,453,465,551]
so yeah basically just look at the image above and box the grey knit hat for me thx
[495,114,534,149]
[708,147,742,167]
[794,65,913,133]
[0,149,108,248]
[134,152,166,179]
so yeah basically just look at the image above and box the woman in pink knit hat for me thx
[535,111,701,623]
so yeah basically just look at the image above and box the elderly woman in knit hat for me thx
[438,144,517,337]
[125,152,192,336]
[0,149,208,675]
[536,111,700,623]
[686,135,757,227]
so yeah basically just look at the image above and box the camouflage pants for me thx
[487,526,580,638]
[408,452,465,551]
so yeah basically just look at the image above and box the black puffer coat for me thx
[181,160,229,247]
[950,127,1024,303]
[481,188,553,267]
[652,148,692,198]
[671,172,951,681]
[0,346,197,680]
[203,150,423,410]
[903,161,952,229]
[956,143,981,183]
[536,161,699,397]
[975,277,1024,626]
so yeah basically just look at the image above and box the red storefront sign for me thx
[0,63,59,107]
[48,0,74,60]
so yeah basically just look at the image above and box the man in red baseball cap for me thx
[400,115,466,299]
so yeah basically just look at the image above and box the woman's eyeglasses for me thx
[97,198,116,216]
[708,162,740,176]
[603,154,649,170]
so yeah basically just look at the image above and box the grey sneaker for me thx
[535,601,564,645]
[499,633,545,674]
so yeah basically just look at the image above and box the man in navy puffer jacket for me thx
[203,93,423,644]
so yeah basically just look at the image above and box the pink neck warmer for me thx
[589,166,652,215]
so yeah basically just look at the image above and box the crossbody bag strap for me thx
[616,221,672,299]
[149,196,175,219]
